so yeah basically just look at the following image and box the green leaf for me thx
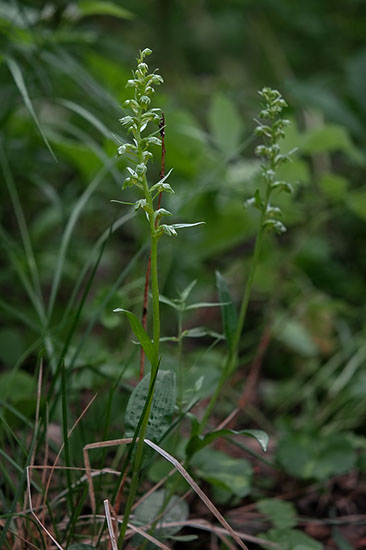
[348,190,366,221]
[77,1,134,19]
[257,498,297,530]
[0,371,35,403]
[186,428,268,457]
[215,271,238,352]
[259,528,323,550]
[159,294,180,310]
[125,370,176,442]
[6,57,56,161]
[192,447,252,498]
[273,316,318,357]
[185,301,229,311]
[182,327,225,340]
[159,222,205,237]
[179,280,197,301]
[170,222,205,230]
[135,489,188,537]
[149,168,174,193]
[276,432,357,481]
[318,173,349,202]
[59,99,112,138]
[301,124,362,162]
[113,308,158,368]
[209,93,243,156]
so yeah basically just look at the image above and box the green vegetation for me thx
[1,2,366,550]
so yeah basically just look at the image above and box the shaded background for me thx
[1,1,366,548]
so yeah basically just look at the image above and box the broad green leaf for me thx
[257,498,297,530]
[77,1,134,19]
[125,370,176,443]
[6,57,56,161]
[186,428,268,458]
[209,93,243,156]
[192,447,252,498]
[113,308,158,368]
[0,371,35,403]
[301,124,363,163]
[215,271,238,351]
[274,316,318,357]
[318,172,349,202]
[135,489,188,537]
[348,190,366,221]
[276,432,357,481]
[259,528,323,550]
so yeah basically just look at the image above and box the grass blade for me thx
[6,57,57,161]
[47,160,115,320]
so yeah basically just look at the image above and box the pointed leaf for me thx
[110,200,135,206]
[77,1,134,19]
[182,327,225,340]
[170,222,205,230]
[186,301,230,311]
[159,294,180,310]
[215,271,238,352]
[149,168,174,193]
[186,428,269,458]
[114,308,157,368]
[6,57,56,160]
[180,280,197,301]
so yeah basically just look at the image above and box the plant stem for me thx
[199,180,272,433]
[118,113,161,549]
[177,310,184,412]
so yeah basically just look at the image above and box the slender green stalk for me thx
[199,88,293,433]
[115,49,203,546]
[177,310,184,411]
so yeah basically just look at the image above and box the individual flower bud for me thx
[141,48,152,57]
[137,62,148,74]
[145,136,162,147]
[135,163,147,176]
[150,74,164,85]
[140,95,151,107]
[119,115,134,126]
[142,151,153,163]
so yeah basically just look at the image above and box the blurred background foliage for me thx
[1,0,366,547]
